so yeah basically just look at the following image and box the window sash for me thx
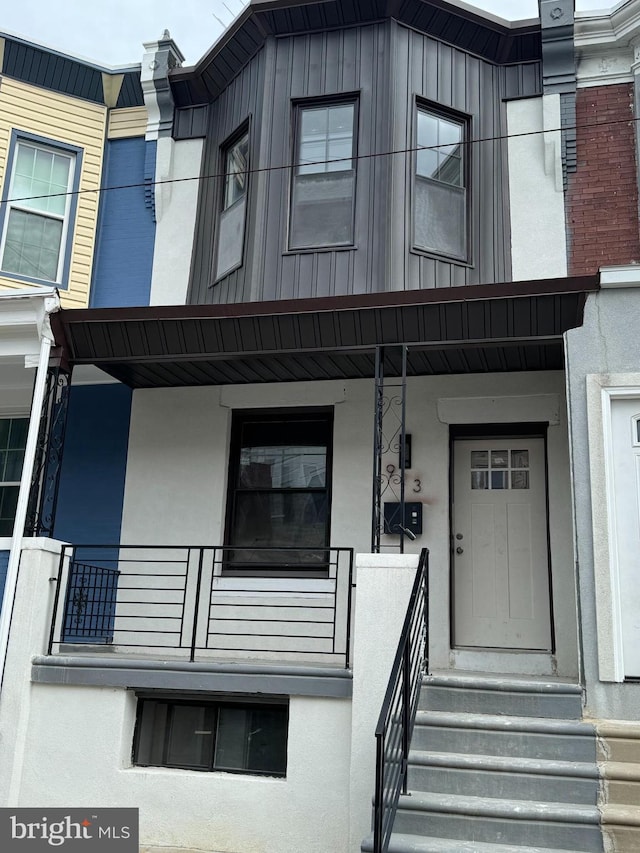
[223,132,249,210]
[134,698,288,776]
[226,413,332,574]
[414,106,468,261]
[215,129,249,280]
[290,101,357,249]
[0,141,75,283]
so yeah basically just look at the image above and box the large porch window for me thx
[224,410,332,576]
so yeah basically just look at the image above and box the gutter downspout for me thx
[0,294,59,692]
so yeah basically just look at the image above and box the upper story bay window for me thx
[414,106,468,262]
[289,100,357,250]
[0,138,77,284]
[214,127,249,280]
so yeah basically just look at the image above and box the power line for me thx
[0,112,634,208]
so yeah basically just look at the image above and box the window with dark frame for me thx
[289,100,357,250]
[0,417,28,536]
[224,410,332,576]
[414,105,468,261]
[134,696,288,776]
[214,127,249,280]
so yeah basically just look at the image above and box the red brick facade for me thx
[567,83,640,275]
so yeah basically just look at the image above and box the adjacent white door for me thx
[610,399,640,677]
[452,438,552,650]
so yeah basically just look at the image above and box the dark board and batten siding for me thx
[187,20,542,306]
[189,48,266,306]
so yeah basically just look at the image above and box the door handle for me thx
[456,546,464,554]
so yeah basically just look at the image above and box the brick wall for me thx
[567,83,640,275]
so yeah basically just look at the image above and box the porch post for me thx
[0,332,54,692]
[371,344,409,554]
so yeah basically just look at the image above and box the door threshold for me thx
[449,648,557,677]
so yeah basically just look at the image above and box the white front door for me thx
[610,398,640,677]
[452,437,552,650]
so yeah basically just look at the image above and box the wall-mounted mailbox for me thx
[383,502,423,537]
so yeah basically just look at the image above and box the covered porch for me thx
[47,276,597,678]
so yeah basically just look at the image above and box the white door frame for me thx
[595,382,640,681]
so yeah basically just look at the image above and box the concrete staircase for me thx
[364,672,603,853]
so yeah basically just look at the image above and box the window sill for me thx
[409,246,473,268]
[209,260,243,288]
[0,269,66,289]
[283,243,357,256]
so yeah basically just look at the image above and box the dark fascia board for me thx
[169,0,542,106]
[60,276,599,328]
[53,276,600,374]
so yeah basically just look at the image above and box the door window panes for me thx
[471,446,531,491]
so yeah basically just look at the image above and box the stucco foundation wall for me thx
[120,371,577,677]
[9,683,351,853]
[565,282,640,719]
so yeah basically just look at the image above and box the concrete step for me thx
[421,674,583,719]
[407,749,599,804]
[362,832,592,852]
[392,792,602,851]
[412,710,597,762]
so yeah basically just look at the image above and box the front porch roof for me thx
[53,277,599,388]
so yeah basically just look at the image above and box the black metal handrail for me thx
[48,544,354,667]
[373,548,429,853]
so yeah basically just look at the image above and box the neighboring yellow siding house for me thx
[0,77,106,308]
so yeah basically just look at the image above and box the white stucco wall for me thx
[565,273,640,719]
[148,137,204,306]
[507,95,568,281]
[12,684,351,853]
[120,371,577,678]
[1,542,422,853]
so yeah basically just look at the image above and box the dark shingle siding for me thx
[2,40,104,103]
[116,71,144,108]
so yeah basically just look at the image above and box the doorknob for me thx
[456,546,464,554]
[455,533,463,540]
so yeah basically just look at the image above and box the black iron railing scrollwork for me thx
[25,364,71,537]
[373,548,429,853]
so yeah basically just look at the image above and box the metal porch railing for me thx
[48,545,354,667]
[373,548,429,853]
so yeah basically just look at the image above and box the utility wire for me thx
[0,112,634,207]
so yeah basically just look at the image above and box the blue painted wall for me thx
[0,550,8,607]
[54,384,132,544]
[90,137,156,307]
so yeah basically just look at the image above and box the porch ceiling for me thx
[53,277,599,389]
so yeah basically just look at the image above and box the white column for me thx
[348,553,419,851]
[0,334,52,691]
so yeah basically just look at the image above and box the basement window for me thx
[133,696,288,776]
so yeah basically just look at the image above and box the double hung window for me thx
[414,106,468,261]
[0,140,76,283]
[289,100,357,249]
[215,128,249,280]
[0,418,28,536]
[225,411,332,576]
[134,696,288,776]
